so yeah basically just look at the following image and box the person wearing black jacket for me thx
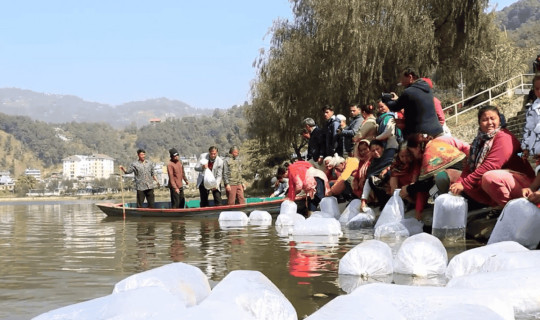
[386,67,443,139]
[303,117,325,164]
[322,105,341,157]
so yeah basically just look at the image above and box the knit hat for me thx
[169,148,179,158]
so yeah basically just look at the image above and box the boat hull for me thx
[96,197,306,218]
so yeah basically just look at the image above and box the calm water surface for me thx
[0,199,479,319]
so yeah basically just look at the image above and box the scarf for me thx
[468,128,501,171]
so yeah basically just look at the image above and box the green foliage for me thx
[14,175,36,196]
[135,106,248,159]
[249,0,521,152]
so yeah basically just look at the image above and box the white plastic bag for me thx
[338,240,393,276]
[374,189,404,228]
[346,208,375,229]
[319,196,340,219]
[203,168,218,189]
[432,193,467,240]
[488,198,540,249]
[339,199,361,223]
[394,233,448,276]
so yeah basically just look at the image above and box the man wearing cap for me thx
[119,149,159,208]
[167,148,189,208]
[302,117,325,165]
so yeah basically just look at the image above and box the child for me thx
[522,74,540,168]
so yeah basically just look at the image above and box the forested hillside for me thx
[496,0,540,53]
[0,105,248,178]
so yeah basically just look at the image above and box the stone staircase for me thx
[506,108,527,139]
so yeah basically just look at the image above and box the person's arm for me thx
[434,97,445,125]
[341,118,361,137]
[222,159,230,187]
[194,154,205,172]
[386,92,408,113]
[150,163,159,186]
[181,163,189,185]
[214,158,223,189]
[521,110,534,157]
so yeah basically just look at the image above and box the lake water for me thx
[0,199,481,319]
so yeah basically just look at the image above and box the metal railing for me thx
[443,73,534,125]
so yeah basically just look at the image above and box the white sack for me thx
[349,283,514,320]
[431,304,506,320]
[319,196,340,219]
[400,217,424,236]
[305,292,405,320]
[291,216,343,236]
[445,241,528,280]
[432,193,468,229]
[279,200,297,215]
[203,168,218,190]
[346,208,375,229]
[34,287,187,320]
[196,270,297,320]
[393,233,448,276]
[488,198,540,249]
[219,211,248,221]
[338,240,393,276]
[374,189,404,228]
[275,213,305,226]
[480,250,540,272]
[339,199,362,223]
[113,262,210,307]
[374,221,409,238]
[310,211,336,219]
[248,210,272,222]
[447,267,540,316]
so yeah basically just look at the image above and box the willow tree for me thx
[248,0,520,154]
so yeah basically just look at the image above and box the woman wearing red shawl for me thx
[287,160,330,215]
[450,105,534,208]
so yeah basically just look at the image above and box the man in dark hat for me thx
[167,148,189,208]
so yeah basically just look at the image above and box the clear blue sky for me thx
[0,0,517,109]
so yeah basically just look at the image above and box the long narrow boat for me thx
[96,196,306,218]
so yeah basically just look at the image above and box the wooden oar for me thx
[119,173,126,219]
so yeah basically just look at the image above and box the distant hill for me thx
[495,0,540,50]
[0,88,206,128]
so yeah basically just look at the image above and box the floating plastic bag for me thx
[445,241,528,280]
[394,233,448,276]
[488,198,540,249]
[346,208,375,229]
[280,200,297,215]
[480,250,540,273]
[338,240,393,276]
[275,212,305,227]
[249,210,272,222]
[113,262,211,306]
[291,217,343,236]
[447,267,540,316]
[374,189,404,228]
[319,196,340,219]
[400,217,424,236]
[310,211,336,219]
[374,221,409,238]
[194,270,297,320]
[432,193,467,241]
[339,199,361,223]
[219,211,248,221]
[203,168,218,190]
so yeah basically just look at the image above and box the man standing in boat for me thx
[119,149,159,208]
[167,148,189,208]
[223,146,246,205]
[195,146,224,207]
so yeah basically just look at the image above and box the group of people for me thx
[286,67,540,219]
[120,146,246,209]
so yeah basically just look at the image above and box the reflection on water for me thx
[0,200,481,320]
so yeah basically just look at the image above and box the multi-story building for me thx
[24,168,42,181]
[0,170,15,191]
[62,154,115,180]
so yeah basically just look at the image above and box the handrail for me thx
[443,73,534,125]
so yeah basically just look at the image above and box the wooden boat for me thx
[96,196,306,218]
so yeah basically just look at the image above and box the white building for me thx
[24,168,42,181]
[0,171,15,191]
[62,154,115,180]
